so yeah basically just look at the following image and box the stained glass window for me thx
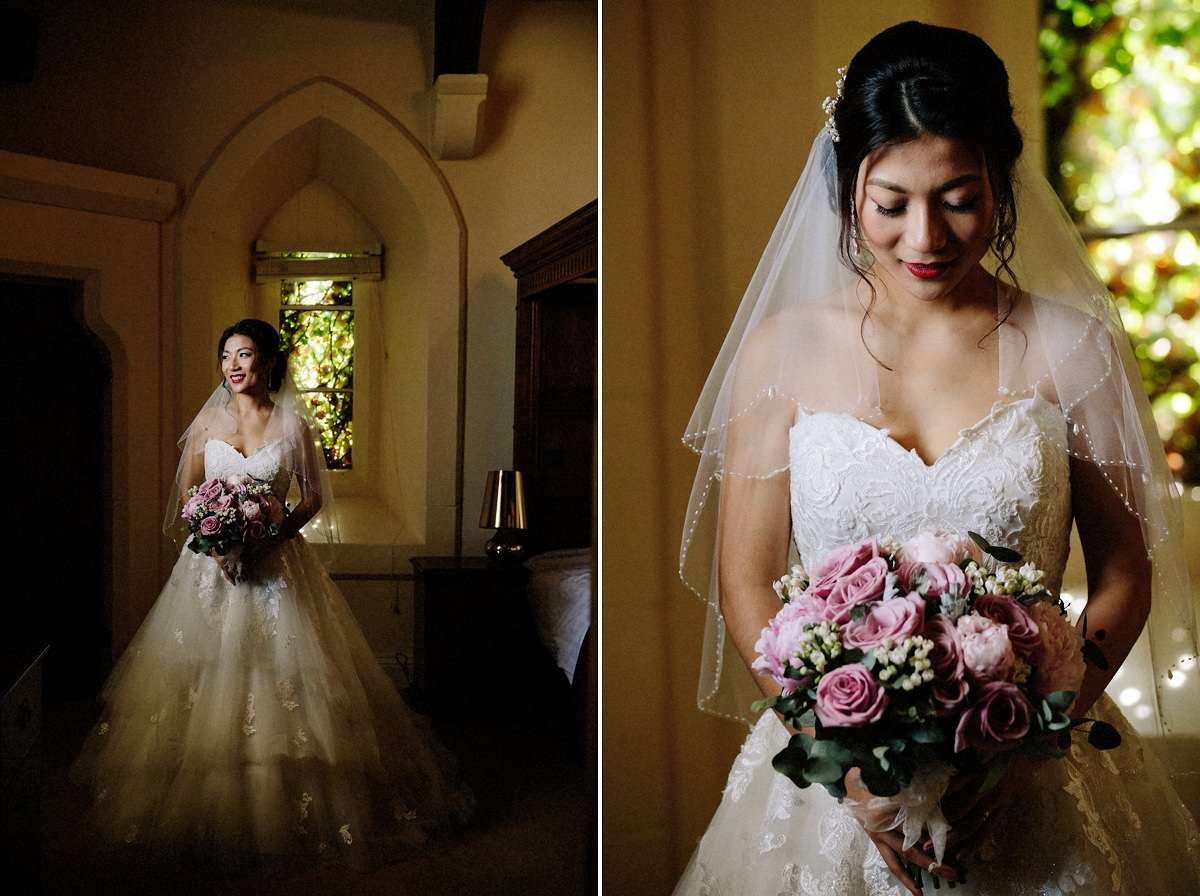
[279,279,355,470]
[1041,0,1200,484]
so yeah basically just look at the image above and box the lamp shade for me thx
[479,469,527,530]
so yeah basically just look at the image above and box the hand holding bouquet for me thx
[182,474,286,583]
[752,529,1118,867]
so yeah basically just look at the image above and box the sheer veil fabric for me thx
[679,131,1199,773]
[165,375,339,551]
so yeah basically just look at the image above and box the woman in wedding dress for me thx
[71,318,472,871]
[677,22,1200,896]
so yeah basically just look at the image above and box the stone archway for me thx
[175,77,467,555]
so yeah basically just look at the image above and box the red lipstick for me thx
[905,262,951,280]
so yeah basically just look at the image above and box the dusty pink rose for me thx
[807,540,880,599]
[753,596,827,694]
[824,558,890,625]
[975,594,1041,657]
[954,681,1034,754]
[209,492,234,512]
[183,494,205,519]
[842,593,925,650]
[199,515,222,537]
[240,498,263,521]
[926,616,970,714]
[957,614,1015,685]
[815,664,888,728]
[896,529,983,566]
[898,561,968,599]
[1027,602,1086,698]
[197,478,223,503]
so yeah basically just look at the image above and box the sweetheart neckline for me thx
[791,395,1061,470]
[206,437,281,460]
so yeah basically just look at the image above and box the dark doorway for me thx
[3,276,111,703]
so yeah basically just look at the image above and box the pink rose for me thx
[240,498,263,521]
[807,540,880,599]
[197,478,223,503]
[954,681,1033,754]
[182,495,205,519]
[209,493,234,512]
[926,616,969,714]
[815,664,888,728]
[753,596,827,694]
[199,515,222,537]
[898,561,967,599]
[957,614,1015,685]
[824,557,890,625]
[974,594,1040,657]
[842,593,925,651]
[896,530,983,566]
[1027,602,1086,699]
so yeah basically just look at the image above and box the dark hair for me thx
[217,318,287,391]
[832,21,1023,292]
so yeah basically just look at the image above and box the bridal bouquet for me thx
[181,474,284,560]
[752,529,1119,863]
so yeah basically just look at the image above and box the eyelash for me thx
[873,199,979,218]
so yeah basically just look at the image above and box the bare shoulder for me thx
[1007,293,1116,403]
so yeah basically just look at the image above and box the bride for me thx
[677,22,1200,895]
[71,318,472,870]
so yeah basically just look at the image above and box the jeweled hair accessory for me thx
[821,66,847,142]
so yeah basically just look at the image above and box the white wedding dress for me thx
[674,396,1200,895]
[71,438,473,870]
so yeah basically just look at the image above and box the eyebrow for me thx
[865,174,984,194]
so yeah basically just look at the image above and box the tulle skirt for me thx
[70,538,473,870]
[673,700,1200,895]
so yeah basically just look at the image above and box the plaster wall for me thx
[0,0,596,664]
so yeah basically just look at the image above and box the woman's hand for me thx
[940,755,1039,864]
[843,768,959,895]
[210,545,245,584]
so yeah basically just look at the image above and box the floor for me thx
[30,694,592,896]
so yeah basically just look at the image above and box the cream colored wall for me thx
[0,0,595,662]
[602,4,1042,893]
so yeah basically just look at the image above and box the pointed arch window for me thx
[253,243,383,471]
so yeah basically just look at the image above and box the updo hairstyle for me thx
[217,318,288,392]
[831,21,1024,285]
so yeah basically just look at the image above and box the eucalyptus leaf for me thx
[1087,721,1122,750]
[810,739,855,765]
[967,530,1024,563]
[751,696,778,715]
[804,756,847,785]
[772,748,812,786]
[860,763,902,797]
[1082,640,1110,671]
[910,723,945,744]
[979,757,1010,792]
[1044,690,1076,713]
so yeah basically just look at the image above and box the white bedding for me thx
[524,548,593,684]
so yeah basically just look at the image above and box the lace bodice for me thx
[204,438,292,499]
[789,397,1072,592]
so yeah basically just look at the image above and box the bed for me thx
[501,200,596,700]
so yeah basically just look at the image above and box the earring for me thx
[849,205,865,264]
